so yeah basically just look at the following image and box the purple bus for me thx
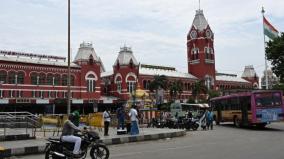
[210,90,284,127]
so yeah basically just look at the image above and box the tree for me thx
[169,80,183,101]
[207,90,221,100]
[149,75,168,92]
[272,83,284,93]
[266,32,284,83]
[149,75,168,105]
[192,80,207,103]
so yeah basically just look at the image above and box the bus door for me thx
[240,96,250,125]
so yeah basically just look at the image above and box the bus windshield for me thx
[255,92,282,107]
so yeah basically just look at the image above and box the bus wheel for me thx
[234,117,241,128]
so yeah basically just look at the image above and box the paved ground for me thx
[11,122,284,159]
[0,126,184,150]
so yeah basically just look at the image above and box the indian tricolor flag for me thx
[263,16,279,39]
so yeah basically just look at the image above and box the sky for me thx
[0,0,284,78]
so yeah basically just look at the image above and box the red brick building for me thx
[0,9,258,113]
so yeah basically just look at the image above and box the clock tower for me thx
[187,9,215,89]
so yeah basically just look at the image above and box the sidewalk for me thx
[0,127,186,158]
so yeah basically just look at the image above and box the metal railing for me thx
[0,112,41,140]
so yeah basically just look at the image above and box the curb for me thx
[0,130,186,158]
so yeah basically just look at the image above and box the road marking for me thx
[111,145,193,157]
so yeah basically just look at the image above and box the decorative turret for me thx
[112,46,139,100]
[73,42,104,100]
[113,46,139,67]
[74,42,99,62]
[241,65,259,88]
[187,9,215,89]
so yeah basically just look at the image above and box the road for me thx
[11,122,284,159]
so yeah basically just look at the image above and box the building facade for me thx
[0,9,258,113]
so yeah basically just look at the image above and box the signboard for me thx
[0,99,9,104]
[36,99,49,104]
[72,99,83,104]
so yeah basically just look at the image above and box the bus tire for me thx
[234,117,241,128]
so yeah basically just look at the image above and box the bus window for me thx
[255,92,282,107]
[240,96,251,111]
[231,97,238,110]
[273,92,282,106]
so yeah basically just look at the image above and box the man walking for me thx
[206,109,214,130]
[103,108,111,136]
[129,105,139,135]
[116,106,125,130]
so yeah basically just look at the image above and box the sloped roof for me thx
[0,50,80,68]
[241,65,258,78]
[192,10,209,31]
[113,46,138,66]
[74,42,100,62]
[101,71,113,78]
[139,64,197,79]
[216,75,250,83]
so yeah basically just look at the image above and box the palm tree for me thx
[192,80,207,103]
[149,75,168,105]
[149,75,168,92]
[169,80,183,101]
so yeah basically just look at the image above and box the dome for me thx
[74,42,100,62]
[192,10,209,31]
[241,65,258,78]
[113,46,139,66]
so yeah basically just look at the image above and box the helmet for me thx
[68,113,75,121]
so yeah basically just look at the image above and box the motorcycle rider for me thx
[61,113,82,157]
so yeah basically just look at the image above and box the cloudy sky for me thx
[0,0,283,77]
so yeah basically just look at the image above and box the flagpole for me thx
[262,7,269,90]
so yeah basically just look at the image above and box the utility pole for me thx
[261,7,269,90]
[67,0,71,115]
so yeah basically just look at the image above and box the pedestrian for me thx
[129,105,139,135]
[199,111,207,130]
[103,108,111,136]
[116,105,125,130]
[206,109,214,130]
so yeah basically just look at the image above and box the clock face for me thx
[206,30,212,38]
[190,30,197,39]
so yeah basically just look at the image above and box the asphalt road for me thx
[11,122,284,159]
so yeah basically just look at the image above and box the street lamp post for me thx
[67,0,71,115]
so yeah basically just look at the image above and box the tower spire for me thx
[199,0,201,10]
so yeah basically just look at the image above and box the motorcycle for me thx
[45,128,109,159]
[183,118,199,131]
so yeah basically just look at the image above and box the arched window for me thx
[89,55,94,65]
[127,76,136,93]
[17,72,24,84]
[62,75,68,86]
[31,73,38,85]
[39,73,46,85]
[47,74,53,85]
[54,74,60,86]
[0,71,7,84]
[70,75,75,86]
[143,80,147,89]
[191,48,199,60]
[8,71,16,84]
[116,77,122,93]
[210,48,214,59]
[205,47,210,59]
[86,74,96,92]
